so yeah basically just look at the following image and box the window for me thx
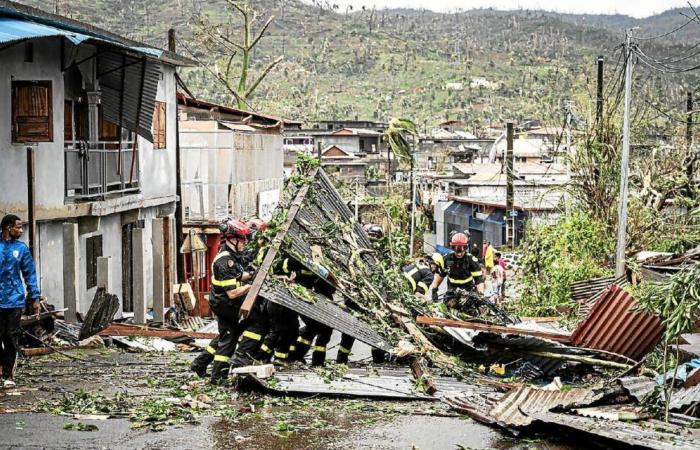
[86,235,103,289]
[152,101,166,149]
[12,80,53,143]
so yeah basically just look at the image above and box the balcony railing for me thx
[64,140,140,201]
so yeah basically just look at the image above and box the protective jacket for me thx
[440,252,483,291]
[401,262,434,295]
[0,238,40,309]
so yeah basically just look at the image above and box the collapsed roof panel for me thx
[242,167,395,351]
[258,282,391,352]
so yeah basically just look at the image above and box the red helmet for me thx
[450,232,469,247]
[219,219,251,240]
[247,218,268,233]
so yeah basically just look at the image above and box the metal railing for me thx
[64,140,140,200]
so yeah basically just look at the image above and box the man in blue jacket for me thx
[1,214,41,388]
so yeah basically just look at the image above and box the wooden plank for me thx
[240,169,318,316]
[97,323,216,339]
[415,316,572,343]
[20,309,68,327]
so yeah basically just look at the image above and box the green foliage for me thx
[636,266,700,342]
[514,210,614,316]
[384,118,417,168]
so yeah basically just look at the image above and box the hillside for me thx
[18,1,700,131]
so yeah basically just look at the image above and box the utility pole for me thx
[687,91,693,149]
[170,28,185,283]
[596,56,604,127]
[615,32,635,277]
[506,122,514,249]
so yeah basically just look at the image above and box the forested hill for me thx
[18,1,700,131]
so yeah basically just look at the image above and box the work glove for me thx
[431,289,438,303]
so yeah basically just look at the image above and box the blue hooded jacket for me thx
[0,238,40,309]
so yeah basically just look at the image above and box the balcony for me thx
[64,141,140,201]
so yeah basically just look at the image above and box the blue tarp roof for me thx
[0,16,162,58]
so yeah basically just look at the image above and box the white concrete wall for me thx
[0,38,65,217]
[139,64,178,200]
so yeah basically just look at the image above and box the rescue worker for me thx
[289,267,336,366]
[0,215,41,388]
[230,254,303,367]
[402,253,444,299]
[431,232,484,304]
[191,219,253,383]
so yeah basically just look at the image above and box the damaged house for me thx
[0,1,194,322]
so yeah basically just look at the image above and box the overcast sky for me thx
[316,1,690,18]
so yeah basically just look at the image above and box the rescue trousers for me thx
[209,298,244,383]
[336,334,387,365]
[291,317,332,366]
[259,302,299,364]
[0,307,22,380]
[190,336,219,377]
[230,300,269,369]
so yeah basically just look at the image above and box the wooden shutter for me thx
[64,100,73,142]
[12,80,53,143]
[152,101,166,149]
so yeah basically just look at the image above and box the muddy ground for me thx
[0,349,583,450]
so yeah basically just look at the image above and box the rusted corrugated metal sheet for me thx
[531,411,700,450]
[488,384,603,427]
[442,386,506,426]
[570,285,664,361]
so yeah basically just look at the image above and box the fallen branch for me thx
[521,350,632,370]
[97,323,216,339]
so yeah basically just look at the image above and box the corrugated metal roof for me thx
[669,384,700,411]
[0,1,194,65]
[0,16,87,44]
[99,51,160,142]
[617,376,658,402]
[259,282,391,351]
[531,411,700,450]
[570,275,627,318]
[442,385,506,425]
[488,384,603,427]
[570,285,664,362]
[570,275,624,303]
[249,367,472,400]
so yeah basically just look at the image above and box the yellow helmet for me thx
[431,253,445,270]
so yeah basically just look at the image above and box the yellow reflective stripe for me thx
[289,345,297,351]
[242,330,262,341]
[407,267,419,276]
[254,248,265,266]
[448,276,473,285]
[300,269,313,275]
[338,346,351,354]
[312,345,326,352]
[211,277,241,287]
[403,272,417,292]
[260,344,272,354]
[417,282,429,293]
[297,337,312,345]
[471,271,483,277]
[214,355,230,362]
[282,258,290,274]
[213,251,230,264]
[274,352,288,359]
[206,345,216,355]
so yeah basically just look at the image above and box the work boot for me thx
[311,349,326,367]
[336,346,351,364]
[190,352,214,378]
[290,340,311,362]
[371,349,387,365]
[210,361,230,385]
